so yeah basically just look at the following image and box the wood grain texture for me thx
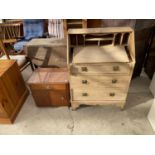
[72,89,127,101]
[28,68,70,107]
[68,27,133,34]
[70,75,130,90]
[70,63,132,75]
[73,45,129,63]
[0,60,29,124]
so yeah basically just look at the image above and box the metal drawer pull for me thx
[113,66,119,71]
[46,85,50,89]
[82,93,88,96]
[82,80,88,84]
[109,92,115,97]
[112,79,117,83]
[81,67,88,72]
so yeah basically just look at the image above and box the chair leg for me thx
[29,61,35,71]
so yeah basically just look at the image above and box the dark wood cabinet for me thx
[28,68,70,107]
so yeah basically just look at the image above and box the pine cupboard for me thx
[0,60,29,124]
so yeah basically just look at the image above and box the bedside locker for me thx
[67,27,135,110]
[28,68,70,107]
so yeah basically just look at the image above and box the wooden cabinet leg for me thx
[71,103,80,111]
[120,101,126,110]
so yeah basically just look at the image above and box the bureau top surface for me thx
[72,45,130,63]
[68,27,133,34]
[28,68,69,84]
[26,38,66,47]
[0,60,15,76]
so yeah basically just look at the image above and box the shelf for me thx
[85,38,113,41]
[67,22,82,25]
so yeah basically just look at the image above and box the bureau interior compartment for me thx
[68,28,133,64]
[69,32,130,47]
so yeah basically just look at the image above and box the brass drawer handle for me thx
[82,80,88,84]
[109,92,115,97]
[46,85,50,89]
[82,92,88,96]
[81,67,88,72]
[113,66,120,71]
[112,79,117,84]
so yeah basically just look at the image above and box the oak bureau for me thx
[67,27,135,110]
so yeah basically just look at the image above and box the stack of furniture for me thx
[0,60,29,124]
[67,27,135,110]
[63,19,87,37]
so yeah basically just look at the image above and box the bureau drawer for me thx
[70,63,131,75]
[70,75,130,90]
[72,89,127,101]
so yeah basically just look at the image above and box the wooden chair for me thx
[0,39,34,72]
[0,21,23,44]
[0,21,23,55]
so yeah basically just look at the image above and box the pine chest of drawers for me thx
[67,27,135,110]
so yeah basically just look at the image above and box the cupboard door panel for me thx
[49,90,68,106]
[2,63,26,106]
[31,90,51,106]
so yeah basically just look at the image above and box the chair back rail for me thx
[0,22,22,42]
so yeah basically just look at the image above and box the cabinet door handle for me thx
[81,67,88,72]
[113,66,119,71]
[109,92,115,97]
[82,80,88,84]
[112,79,117,84]
[82,92,88,96]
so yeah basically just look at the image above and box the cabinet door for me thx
[32,89,68,106]
[2,63,26,106]
[31,90,51,106]
[0,81,13,117]
[49,90,68,106]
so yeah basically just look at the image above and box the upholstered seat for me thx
[13,40,28,52]
[14,19,44,52]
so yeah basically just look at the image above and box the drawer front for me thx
[29,84,66,90]
[70,75,130,90]
[72,89,127,101]
[70,63,131,75]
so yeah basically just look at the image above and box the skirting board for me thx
[150,72,155,97]
[148,98,155,132]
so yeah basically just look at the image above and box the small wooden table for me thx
[25,38,67,67]
[27,68,70,107]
